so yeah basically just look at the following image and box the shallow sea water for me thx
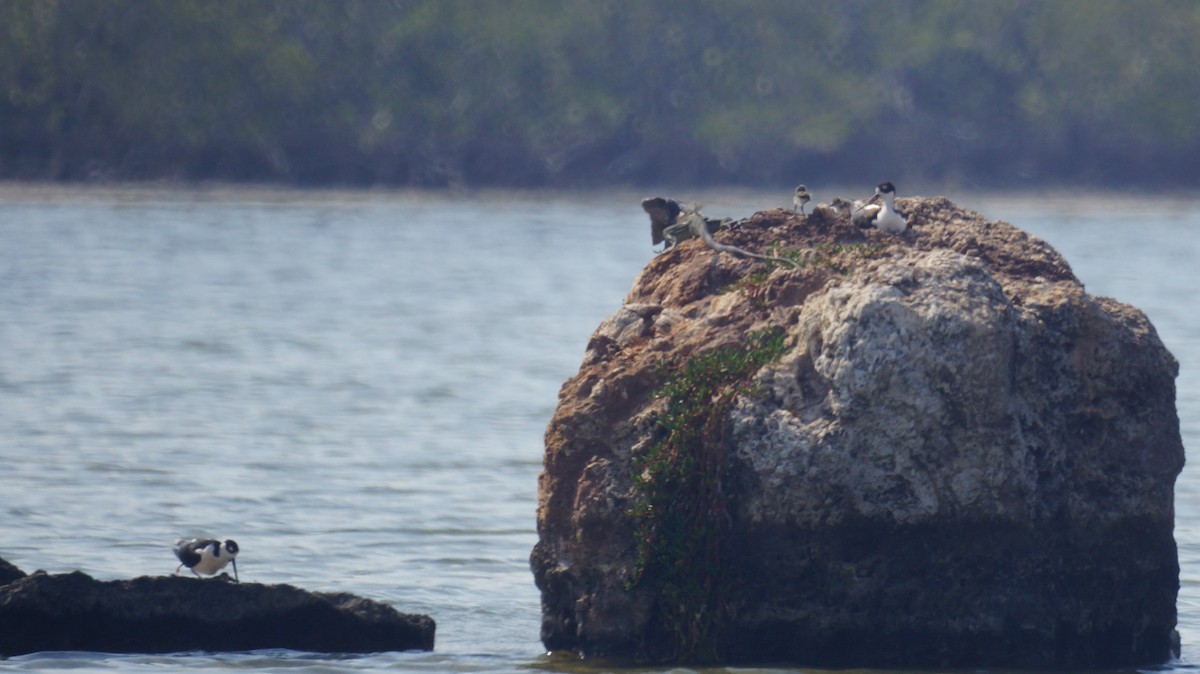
[0,184,1196,673]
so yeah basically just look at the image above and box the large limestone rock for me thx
[0,561,435,656]
[531,198,1183,667]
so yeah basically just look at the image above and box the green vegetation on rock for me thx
[628,327,788,661]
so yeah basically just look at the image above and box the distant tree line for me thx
[1,0,1197,188]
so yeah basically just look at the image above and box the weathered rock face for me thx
[0,557,24,587]
[531,198,1184,668]
[0,562,435,656]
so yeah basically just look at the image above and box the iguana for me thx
[674,203,800,269]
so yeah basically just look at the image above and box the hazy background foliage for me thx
[2,0,1198,188]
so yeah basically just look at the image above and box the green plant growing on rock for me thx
[762,243,807,269]
[761,241,887,274]
[719,269,772,308]
[722,242,885,305]
[627,327,788,661]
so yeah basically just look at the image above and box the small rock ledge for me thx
[532,198,1184,668]
[0,561,434,657]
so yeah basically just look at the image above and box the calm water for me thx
[0,185,1196,673]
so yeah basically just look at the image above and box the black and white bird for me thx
[852,182,907,232]
[174,538,239,582]
[850,197,879,228]
[792,184,811,214]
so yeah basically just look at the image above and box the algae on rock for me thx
[627,327,787,660]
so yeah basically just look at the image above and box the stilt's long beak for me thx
[852,193,882,214]
[232,559,239,583]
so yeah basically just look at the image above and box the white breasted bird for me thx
[792,184,811,214]
[871,182,907,232]
[852,182,907,232]
[174,538,239,582]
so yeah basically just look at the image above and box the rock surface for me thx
[0,561,435,657]
[531,198,1184,668]
[0,557,24,588]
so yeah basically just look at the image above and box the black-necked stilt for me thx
[829,197,852,218]
[850,197,880,228]
[852,182,907,232]
[174,538,239,582]
[792,185,811,214]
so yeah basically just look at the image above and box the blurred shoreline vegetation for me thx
[1,0,1198,188]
